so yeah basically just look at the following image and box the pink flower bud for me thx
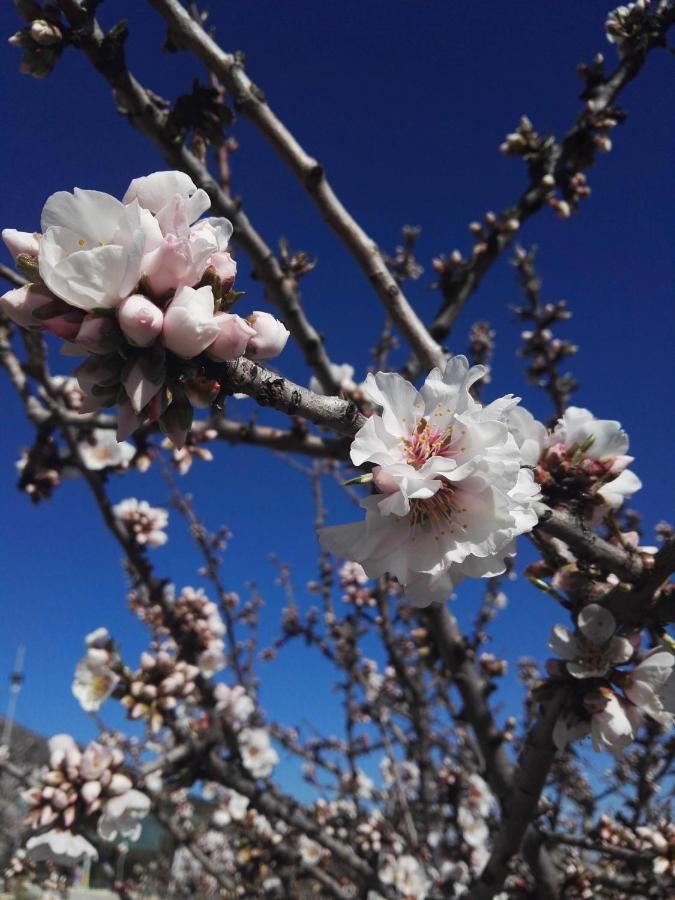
[30,19,62,45]
[143,236,199,297]
[75,314,122,354]
[161,285,220,358]
[208,251,237,291]
[0,284,53,328]
[206,313,255,361]
[43,308,85,341]
[117,294,164,347]
[109,773,133,796]
[81,781,102,805]
[245,311,290,360]
[2,228,40,260]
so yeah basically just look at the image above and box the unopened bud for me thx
[30,19,62,46]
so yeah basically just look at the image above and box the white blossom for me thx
[72,649,119,712]
[38,187,147,310]
[78,429,135,471]
[320,356,540,606]
[379,853,430,899]
[97,789,151,843]
[113,498,168,547]
[298,834,322,865]
[623,649,675,726]
[548,604,634,678]
[25,829,97,867]
[239,728,279,778]
[214,683,255,724]
[587,689,642,756]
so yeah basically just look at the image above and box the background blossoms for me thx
[320,356,541,605]
[1,171,290,447]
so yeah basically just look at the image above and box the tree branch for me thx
[145,0,445,374]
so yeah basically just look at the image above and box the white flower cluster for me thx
[511,405,641,521]
[120,648,201,734]
[22,734,150,867]
[1,171,290,445]
[166,585,227,676]
[320,357,540,606]
[549,605,675,755]
[113,497,168,548]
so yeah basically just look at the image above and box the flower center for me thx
[403,418,452,469]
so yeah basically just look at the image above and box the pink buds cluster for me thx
[120,649,200,733]
[23,735,131,831]
[167,586,227,676]
[113,497,169,548]
[339,561,375,608]
[1,172,290,447]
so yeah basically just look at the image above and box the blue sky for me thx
[1,1,673,790]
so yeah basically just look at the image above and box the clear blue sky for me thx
[1,1,673,789]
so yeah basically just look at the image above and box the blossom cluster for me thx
[113,497,169,548]
[510,405,641,523]
[21,734,150,867]
[1,171,290,446]
[320,351,647,608]
[320,356,541,606]
[549,604,675,755]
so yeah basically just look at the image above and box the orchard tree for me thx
[1,1,674,898]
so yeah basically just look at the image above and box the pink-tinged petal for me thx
[142,235,197,296]
[43,309,85,341]
[123,171,198,212]
[117,294,163,347]
[351,415,403,467]
[75,313,123,354]
[0,284,53,328]
[161,285,220,358]
[2,228,40,260]
[244,310,290,360]
[364,371,421,437]
[41,188,126,243]
[597,469,642,508]
[207,250,237,290]
[205,313,255,361]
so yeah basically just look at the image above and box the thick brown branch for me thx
[471,689,566,899]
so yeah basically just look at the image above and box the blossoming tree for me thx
[1,1,674,898]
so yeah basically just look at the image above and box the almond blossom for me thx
[97,789,151,842]
[239,727,279,778]
[621,648,675,726]
[1,171,291,446]
[72,648,119,712]
[378,853,430,899]
[510,405,642,520]
[37,187,146,310]
[547,604,634,678]
[25,830,97,867]
[77,429,135,471]
[320,356,540,606]
[113,498,168,548]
